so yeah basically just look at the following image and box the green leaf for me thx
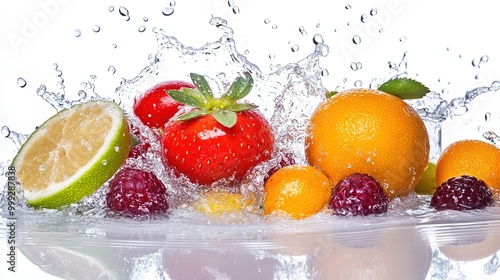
[176,109,207,121]
[190,73,214,99]
[130,134,141,147]
[326,91,338,98]
[168,89,207,108]
[213,110,237,128]
[226,103,258,112]
[226,72,254,100]
[377,77,430,99]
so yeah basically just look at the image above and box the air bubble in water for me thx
[138,26,146,32]
[162,7,174,16]
[108,6,114,12]
[264,19,270,24]
[108,66,116,74]
[17,77,27,88]
[143,16,149,22]
[352,35,361,44]
[272,24,278,29]
[370,8,378,16]
[291,44,299,52]
[313,34,324,45]
[92,25,100,32]
[354,80,362,87]
[170,0,176,6]
[73,29,81,37]
[119,6,130,21]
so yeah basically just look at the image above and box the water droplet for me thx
[17,77,27,88]
[114,146,120,152]
[378,28,384,33]
[143,16,149,22]
[264,19,270,24]
[399,36,407,42]
[272,24,278,29]
[481,55,489,63]
[108,66,116,74]
[291,44,299,52]
[232,6,240,14]
[321,69,329,77]
[228,0,234,7]
[102,160,107,166]
[485,112,492,122]
[361,14,368,23]
[112,43,117,49]
[350,62,363,71]
[352,35,361,44]
[73,29,81,37]
[162,7,174,16]
[269,53,275,59]
[244,50,249,55]
[78,90,87,99]
[370,8,378,16]
[39,165,45,171]
[316,23,321,28]
[313,34,324,45]
[1,126,10,137]
[92,25,100,32]
[299,26,307,35]
[108,6,114,12]
[119,6,130,21]
[170,0,176,7]
[345,4,352,9]
[138,25,146,32]
[354,80,362,87]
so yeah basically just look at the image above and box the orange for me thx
[305,88,429,199]
[436,139,500,196]
[263,165,332,219]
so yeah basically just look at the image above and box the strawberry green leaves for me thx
[167,72,257,128]
[377,77,430,99]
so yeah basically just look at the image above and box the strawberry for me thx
[161,72,274,186]
[133,80,196,129]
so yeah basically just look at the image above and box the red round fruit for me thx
[161,110,274,186]
[133,81,195,129]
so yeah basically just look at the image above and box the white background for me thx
[1,0,500,279]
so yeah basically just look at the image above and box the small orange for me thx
[436,139,500,196]
[263,165,332,219]
[305,88,429,199]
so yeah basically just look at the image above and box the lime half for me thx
[13,100,130,209]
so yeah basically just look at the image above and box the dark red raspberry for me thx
[330,173,389,216]
[106,168,169,215]
[430,175,494,211]
[127,142,151,159]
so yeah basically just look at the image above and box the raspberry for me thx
[127,142,151,159]
[106,168,169,215]
[330,173,389,216]
[430,175,494,211]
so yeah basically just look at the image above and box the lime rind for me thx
[13,101,130,209]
